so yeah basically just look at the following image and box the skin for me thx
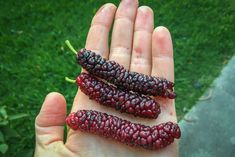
[34,0,178,156]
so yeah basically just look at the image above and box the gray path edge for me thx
[179,55,235,157]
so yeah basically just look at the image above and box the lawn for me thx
[0,0,234,156]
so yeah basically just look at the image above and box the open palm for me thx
[35,0,178,156]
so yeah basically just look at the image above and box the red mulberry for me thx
[66,110,181,150]
[76,48,176,99]
[75,72,160,119]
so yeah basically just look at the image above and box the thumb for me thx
[35,92,67,145]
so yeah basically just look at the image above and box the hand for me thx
[35,0,178,156]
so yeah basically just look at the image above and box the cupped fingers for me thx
[130,6,154,75]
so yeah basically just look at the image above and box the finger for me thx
[109,0,138,69]
[130,6,153,74]
[85,3,117,58]
[71,4,116,112]
[151,26,174,81]
[151,27,179,156]
[151,26,177,122]
[35,92,66,145]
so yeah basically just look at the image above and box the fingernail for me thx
[122,0,131,4]
[97,4,111,15]
[155,26,169,32]
[139,6,150,14]
[122,0,136,6]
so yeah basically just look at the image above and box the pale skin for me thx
[34,0,178,156]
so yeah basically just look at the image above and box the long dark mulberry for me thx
[75,72,160,119]
[66,110,181,150]
[76,48,176,99]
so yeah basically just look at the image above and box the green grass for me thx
[0,0,234,156]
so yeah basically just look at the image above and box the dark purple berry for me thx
[66,110,181,150]
[76,73,160,119]
[76,49,176,99]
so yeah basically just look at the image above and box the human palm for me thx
[35,0,179,156]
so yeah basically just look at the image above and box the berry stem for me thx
[65,77,76,83]
[65,40,77,55]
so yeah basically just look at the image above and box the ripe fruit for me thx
[65,40,176,99]
[66,72,161,119]
[66,110,181,150]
